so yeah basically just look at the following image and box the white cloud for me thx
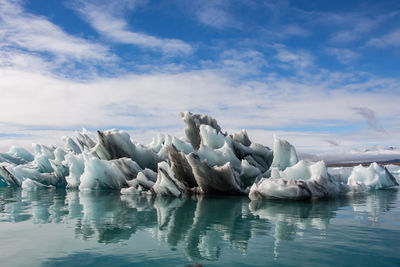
[210,49,268,76]
[367,29,400,48]
[278,24,311,38]
[0,0,111,62]
[191,0,238,29]
[325,47,359,64]
[274,46,314,71]
[258,24,311,43]
[74,0,192,55]
[1,61,400,156]
[319,11,397,44]
[0,50,49,73]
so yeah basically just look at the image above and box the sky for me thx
[0,0,400,161]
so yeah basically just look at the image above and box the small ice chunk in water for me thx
[249,160,347,200]
[347,162,398,190]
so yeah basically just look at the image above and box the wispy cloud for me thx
[274,45,314,72]
[190,0,239,29]
[258,23,311,43]
[73,0,192,55]
[0,50,49,73]
[318,11,398,44]
[0,0,111,62]
[278,24,311,38]
[325,47,359,64]
[203,49,268,77]
[367,28,400,48]
[1,63,399,153]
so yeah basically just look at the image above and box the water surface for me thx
[1,187,399,266]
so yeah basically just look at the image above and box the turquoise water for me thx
[1,187,400,266]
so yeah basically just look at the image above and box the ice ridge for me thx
[0,111,397,200]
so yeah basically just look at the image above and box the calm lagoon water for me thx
[1,187,400,266]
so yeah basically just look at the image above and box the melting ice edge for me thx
[0,111,398,200]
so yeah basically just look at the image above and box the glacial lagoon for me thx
[1,187,400,266]
[1,112,400,266]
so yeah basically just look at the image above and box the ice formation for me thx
[249,160,345,200]
[347,162,398,191]
[0,111,398,201]
[270,136,299,171]
[386,164,400,183]
[180,111,225,150]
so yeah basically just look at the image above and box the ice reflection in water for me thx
[0,187,398,264]
[350,189,398,223]
[249,198,347,258]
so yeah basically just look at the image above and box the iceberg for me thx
[79,156,141,190]
[152,161,188,197]
[76,130,96,151]
[2,146,34,164]
[230,129,251,147]
[167,145,197,188]
[0,111,397,200]
[197,139,241,171]
[64,153,85,189]
[0,142,67,188]
[270,136,299,171]
[347,162,398,191]
[0,164,62,187]
[180,111,225,150]
[121,169,156,195]
[91,129,160,171]
[151,134,194,160]
[0,164,23,186]
[62,136,82,154]
[186,153,244,195]
[249,160,348,200]
[385,164,400,183]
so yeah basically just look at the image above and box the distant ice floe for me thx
[0,111,398,200]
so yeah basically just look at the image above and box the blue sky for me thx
[0,0,400,159]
